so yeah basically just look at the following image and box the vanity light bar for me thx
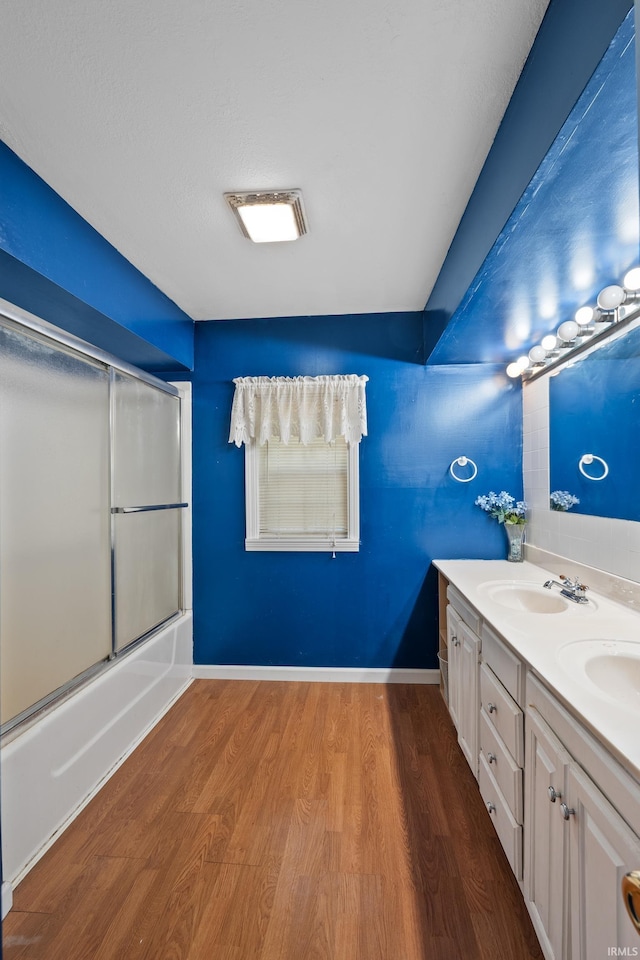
[506,268,640,381]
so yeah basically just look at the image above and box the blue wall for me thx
[430,11,638,366]
[0,141,194,371]
[423,0,634,357]
[193,314,523,669]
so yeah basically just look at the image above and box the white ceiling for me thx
[0,0,549,322]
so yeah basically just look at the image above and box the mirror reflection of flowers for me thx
[550,490,580,512]
[475,491,527,525]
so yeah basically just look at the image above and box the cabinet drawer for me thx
[479,752,523,879]
[480,711,523,823]
[481,623,524,706]
[480,663,524,766]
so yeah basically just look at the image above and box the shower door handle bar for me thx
[111,502,189,514]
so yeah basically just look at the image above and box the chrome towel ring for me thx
[578,454,609,481]
[449,456,478,483]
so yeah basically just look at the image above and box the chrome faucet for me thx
[543,574,589,604]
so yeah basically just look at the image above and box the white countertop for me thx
[433,558,640,783]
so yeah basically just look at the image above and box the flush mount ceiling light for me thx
[224,190,308,243]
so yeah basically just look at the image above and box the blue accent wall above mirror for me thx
[429,8,638,367]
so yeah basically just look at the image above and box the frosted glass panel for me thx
[114,510,180,650]
[112,372,180,507]
[0,323,112,724]
[112,372,182,650]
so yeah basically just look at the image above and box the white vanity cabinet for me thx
[442,583,525,863]
[446,603,462,731]
[567,763,640,960]
[445,586,481,779]
[525,674,640,960]
[478,624,525,879]
[434,559,640,960]
[525,705,571,960]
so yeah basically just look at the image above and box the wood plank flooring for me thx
[3,680,543,959]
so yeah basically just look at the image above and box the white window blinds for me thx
[258,437,348,538]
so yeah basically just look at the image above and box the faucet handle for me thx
[560,574,588,591]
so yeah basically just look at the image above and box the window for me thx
[245,435,360,552]
[229,374,368,553]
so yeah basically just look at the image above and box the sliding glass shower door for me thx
[0,323,112,725]
[111,371,183,651]
[0,312,184,730]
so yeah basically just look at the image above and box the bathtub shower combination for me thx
[0,301,193,899]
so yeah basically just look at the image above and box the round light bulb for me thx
[528,345,547,364]
[575,305,595,326]
[516,355,530,371]
[623,266,640,291]
[541,334,558,351]
[506,362,522,378]
[597,285,625,310]
[557,320,579,342]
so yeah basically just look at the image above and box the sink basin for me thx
[478,580,571,614]
[557,639,640,709]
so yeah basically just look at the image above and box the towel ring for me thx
[578,454,609,481]
[449,456,478,483]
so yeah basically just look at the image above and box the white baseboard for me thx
[2,881,13,920]
[192,665,439,684]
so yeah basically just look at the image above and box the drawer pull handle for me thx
[560,802,575,821]
[452,636,460,646]
[548,786,561,803]
[487,702,497,714]
[487,752,497,764]
[487,802,496,814]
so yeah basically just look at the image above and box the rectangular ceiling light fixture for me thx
[224,189,308,243]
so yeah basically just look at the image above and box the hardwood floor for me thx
[3,680,543,959]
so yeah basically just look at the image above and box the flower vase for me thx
[504,522,525,562]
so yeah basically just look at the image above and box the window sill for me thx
[245,538,360,553]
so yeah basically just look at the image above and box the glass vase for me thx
[504,522,525,562]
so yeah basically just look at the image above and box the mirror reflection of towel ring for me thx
[449,456,478,483]
[579,454,609,481]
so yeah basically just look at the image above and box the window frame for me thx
[244,437,360,552]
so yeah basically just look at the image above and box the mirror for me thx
[549,322,640,521]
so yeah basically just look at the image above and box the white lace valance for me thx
[229,375,369,447]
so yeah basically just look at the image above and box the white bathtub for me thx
[1,612,193,897]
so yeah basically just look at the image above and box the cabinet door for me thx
[567,763,640,960]
[457,621,480,779]
[524,707,571,960]
[446,604,463,730]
